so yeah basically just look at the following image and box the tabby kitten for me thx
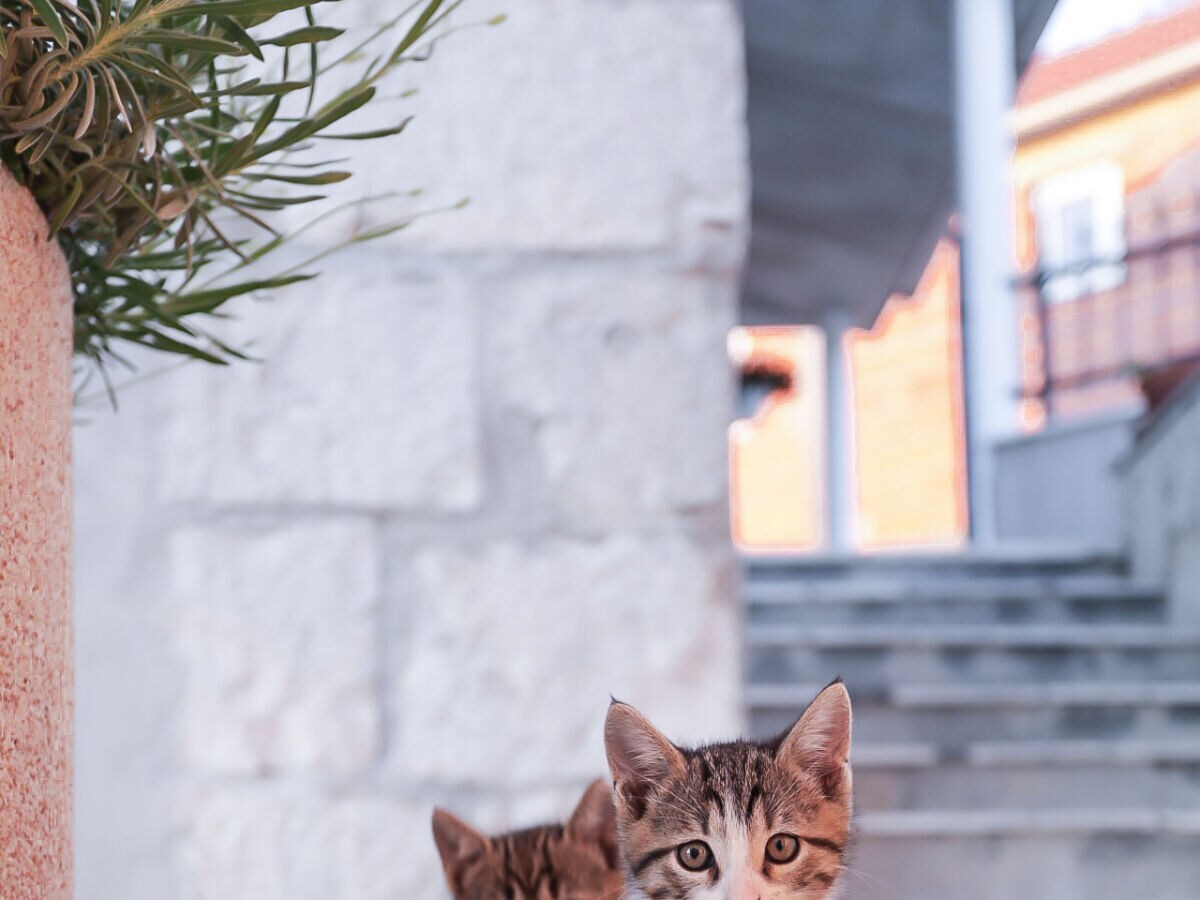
[432,779,625,900]
[604,681,852,900]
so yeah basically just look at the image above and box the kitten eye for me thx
[765,833,800,864]
[676,840,714,871]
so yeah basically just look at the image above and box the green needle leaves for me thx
[0,0,483,384]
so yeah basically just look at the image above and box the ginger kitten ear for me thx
[431,808,488,890]
[775,680,853,795]
[604,701,686,819]
[567,779,619,867]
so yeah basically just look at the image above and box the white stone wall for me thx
[74,2,748,898]
[1125,377,1200,624]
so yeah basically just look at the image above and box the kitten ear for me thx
[567,780,619,867]
[775,681,852,795]
[604,701,686,818]
[431,808,489,889]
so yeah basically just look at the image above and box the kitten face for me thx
[432,780,624,900]
[605,683,852,900]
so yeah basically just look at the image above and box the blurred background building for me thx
[74,0,1200,898]
[732,1,1200,896]
[732,0,1200,555]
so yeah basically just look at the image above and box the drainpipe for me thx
[0,167,74,897]
[954,0,1021,546]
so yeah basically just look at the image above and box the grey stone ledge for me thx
[748,680,1200,709]
[856,808,1200,837]
[744,576,1162,606]
[745,623,1200,649]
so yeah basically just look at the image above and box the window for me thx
[1033,160,1126,302]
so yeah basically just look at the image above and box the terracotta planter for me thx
[0,167,74,897]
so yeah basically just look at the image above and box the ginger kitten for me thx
[604,682,853,900]
[432,780,625,900]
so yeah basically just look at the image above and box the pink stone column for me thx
[0,167,74,897]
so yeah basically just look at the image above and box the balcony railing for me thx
[1018,229,1200,420]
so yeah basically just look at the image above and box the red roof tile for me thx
[1017,3,1200,106]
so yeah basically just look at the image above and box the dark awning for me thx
[741,0,1059,329]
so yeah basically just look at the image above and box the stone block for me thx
[490,264,737,527]
[171,522,380,775]
[389,535,740,785]
[298,0,748,255]
[183,786,445,900]
[159,250,482,511]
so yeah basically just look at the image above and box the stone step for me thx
[896,680,1200,706]
[746,623,1200,649]
[753,703,1200,745]
[748,680,1200,709]
[968,738,1200,766]
[845,831,1200,900]
[741,559,1199,896]
[746,546,1128,580]
[752,678,1200,745]
[748,625,1200,685]
[843,738,1200,769]
[749,601,1166,628]
[751,646,1200,685]
[849,743,942,768]
[854,763,1200,811]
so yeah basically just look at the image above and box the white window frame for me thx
[1032,160,1127,303]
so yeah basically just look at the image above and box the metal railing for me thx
[1017,229,1200,415]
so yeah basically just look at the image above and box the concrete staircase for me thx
[744,552,1200,900]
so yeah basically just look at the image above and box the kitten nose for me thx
[730,883,760,900]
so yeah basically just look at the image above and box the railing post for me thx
[1035,275,1054,419]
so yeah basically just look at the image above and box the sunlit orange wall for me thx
[729,328,824,550]
[848,239,968,548]
[730,240,968,551]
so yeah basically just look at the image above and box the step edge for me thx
[746,682,1200,708]
[745,624,1200,648]
[854,808,1200,837]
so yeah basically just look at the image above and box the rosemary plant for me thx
[0,0,484,385]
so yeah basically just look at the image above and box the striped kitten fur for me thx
[604,682,853,900]
[432,780,624,900]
